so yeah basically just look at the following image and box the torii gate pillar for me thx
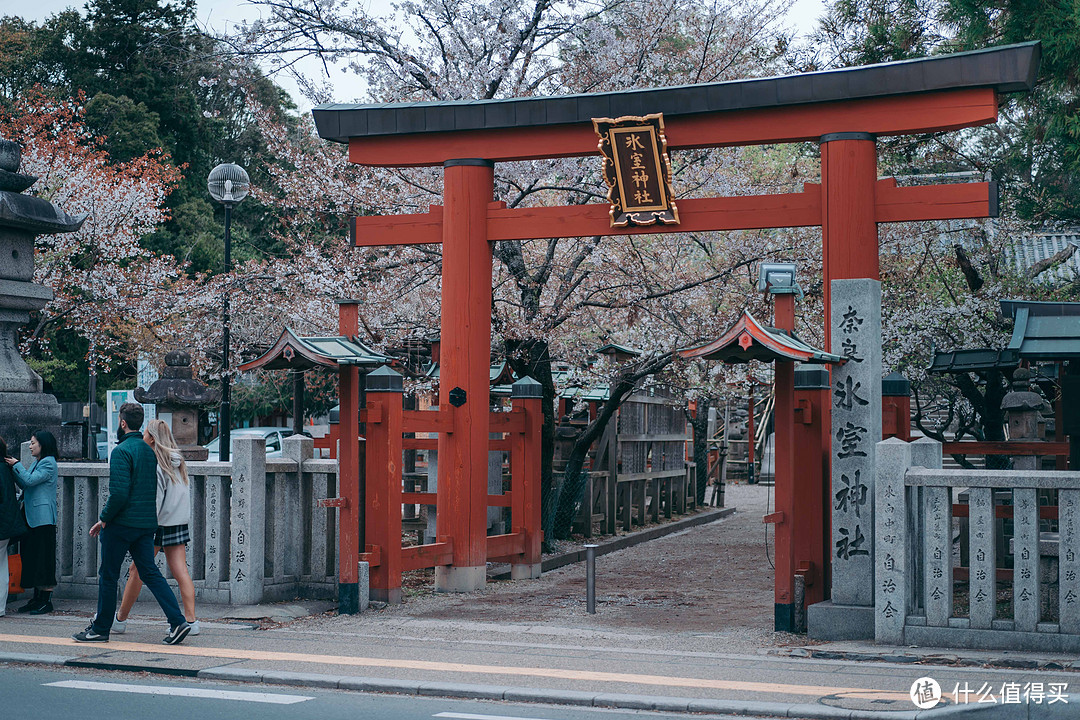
[435,159,495,592]
[821,133,880,326]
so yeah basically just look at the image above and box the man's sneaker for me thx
[73,625,108,642]
[187,620,200,636]
[162,622,190,645]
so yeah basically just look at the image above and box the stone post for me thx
[229,436,266,604]
[830,278,882,608]
[875,437,911,645]
[810,278,882,641]
[425,447,439,545]
[488,444,505,533]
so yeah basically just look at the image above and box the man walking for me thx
[74,403,190,645]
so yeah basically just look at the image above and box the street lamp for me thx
[207,162,250,462]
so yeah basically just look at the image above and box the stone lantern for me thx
[0,134,86,455]
[1000,367,1050,471]
[134,350,220,460]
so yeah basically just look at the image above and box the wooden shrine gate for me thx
[353,366,542,604]
[313,42,1040,619]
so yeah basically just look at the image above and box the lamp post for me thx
[207,162,250,462]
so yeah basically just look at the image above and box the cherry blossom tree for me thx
[1,90,195,372]
[221,0,805,537]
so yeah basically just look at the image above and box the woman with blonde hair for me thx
[113,419,198,635]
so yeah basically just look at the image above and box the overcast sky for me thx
[7,0,827,111]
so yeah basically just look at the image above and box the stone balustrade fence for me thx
[21,435,338,605]
[876,436,1080,653]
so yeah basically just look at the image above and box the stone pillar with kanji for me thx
[809,278,882,639]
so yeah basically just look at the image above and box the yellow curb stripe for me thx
[0,633,909,702]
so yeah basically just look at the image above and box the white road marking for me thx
[434,713,555,720]
[44,680,313,704]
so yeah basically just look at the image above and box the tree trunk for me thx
[551,353,674,540]
[687,396,712,506]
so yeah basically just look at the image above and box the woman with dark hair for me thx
[4,430,59,614]
[0,436,28,616]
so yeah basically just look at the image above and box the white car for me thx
[203,427,291,462]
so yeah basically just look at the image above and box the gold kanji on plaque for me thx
[592,113,679,227]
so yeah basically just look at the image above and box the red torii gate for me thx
[314,43,1039,612]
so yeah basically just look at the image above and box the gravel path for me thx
[292,483,805,654]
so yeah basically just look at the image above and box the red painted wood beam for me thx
[360,543,381,567]
[952,504,1059,520]
[874,179,997,222]
[403,437,438,451]
[401,408,453,433]
[402,492,438,504]
[402,492,513,507]
[489,409,526,433]
[352,181,994,247]
[348,89,998,167]
[402,437,513,451]
[486,532,526,560]
[402,541,454,572]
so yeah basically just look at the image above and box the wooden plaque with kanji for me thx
[592,113,679,228]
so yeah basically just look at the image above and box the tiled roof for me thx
[1009,232,1080,284]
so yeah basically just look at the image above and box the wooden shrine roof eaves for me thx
[237,327,391,372]
[679,312,843,365]
[312,42,1039,143]
[1003,300,1080,360]
[928,348,1020,374]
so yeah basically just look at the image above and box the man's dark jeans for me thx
[91,523,184,634]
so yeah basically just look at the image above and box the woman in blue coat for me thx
[4,430,59,614]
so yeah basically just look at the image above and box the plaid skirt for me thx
[154,524,190,547]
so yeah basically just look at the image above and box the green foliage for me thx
[25,326,134,404]
[84,93,163,163]
[804,0,1080,224]
[230,369,340,425]
[0,0,298,277]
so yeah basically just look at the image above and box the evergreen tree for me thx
[799,0,1080,225]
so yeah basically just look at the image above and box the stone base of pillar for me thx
[338,582,359,615]
[357,561,370,612]
[510,562,541,580]
[807,600,874,640]
[370,587,403,605]
[774,602,794,633]
[435,565,486,592]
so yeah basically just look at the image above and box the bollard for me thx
[793,573,806,633]
[585,543,598,614]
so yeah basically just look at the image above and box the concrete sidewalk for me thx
[1,494,1075,719]
[1,601,1075,719]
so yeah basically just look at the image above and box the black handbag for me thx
[11,499,30,539]
[2,469,30,541]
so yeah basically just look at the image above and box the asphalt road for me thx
[3,665,758,720]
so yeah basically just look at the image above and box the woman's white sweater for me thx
[156,454,191,527]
